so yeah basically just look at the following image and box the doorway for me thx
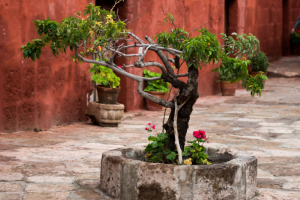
[282,0,290,55]
[225,0,237,37]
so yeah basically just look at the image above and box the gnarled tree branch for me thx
[75,47,174,108]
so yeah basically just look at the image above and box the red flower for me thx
[193,131,201,139]
[193,130,206,139]
[118,65,123,69]
[152,125,155,129]
[199,130,206,139]
[145,128,148,130]
[148,123,151,126]
[298,31,300,34]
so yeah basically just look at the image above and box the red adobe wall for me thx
[116,0,300,111]
[1,0,300,132]
[0,0,95,133]
[116,0,227,111]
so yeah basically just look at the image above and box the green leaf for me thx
[148,136,156,141]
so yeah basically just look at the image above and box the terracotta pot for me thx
[220,81,237,96]
[146,91,166,111]
[249,71,268,86]
[96,86,120,104]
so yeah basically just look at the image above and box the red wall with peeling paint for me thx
[1,0,300,132]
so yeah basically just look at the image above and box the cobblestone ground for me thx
[1,65,300,199]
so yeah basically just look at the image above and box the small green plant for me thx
[89,58,121,88]
[249,51,269,72]
[143,70,169,93]
[144,123,177,163]
[291,32,300,44]
[246,72,267,97]
[214,56,251,82]
[183,130,211,165]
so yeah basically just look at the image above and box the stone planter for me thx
[85,101,124,127]
[99,146,257,200]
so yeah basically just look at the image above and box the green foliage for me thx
[20,3,128,62]
[155,27,220,69]
[221,32,260,59]
[183,138,211,165]
[291,32,300,44]
[246,73,268,97]
[155,28,188,50]
[213,55,251,82]
[212,32,266,96]
[143,70,169,93]
[89,58,120,88]
[145,133,177,163]
[249,51,270,72]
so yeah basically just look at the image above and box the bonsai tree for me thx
[21,4,265,164]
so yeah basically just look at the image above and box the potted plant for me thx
[213,56,250,96]
[143,69,169,111]
[89,58,121,104]
[249,51,269,85]
[84,59,124,127]
[213,33,263,96]
[291,31,300,55]
[21,3,266,199]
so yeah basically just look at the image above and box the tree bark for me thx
[163,65,199,151]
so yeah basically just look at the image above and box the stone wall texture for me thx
[1,0,300,132]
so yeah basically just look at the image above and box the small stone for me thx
[258,122,285,127]
[72,168,100,174]
[0,182,23,192]
[26,176,74,184]
[0,193,21,200]
[25,184,77,192]
[23,192,69,200]
[78,179,100,189]
[0,173,23,181]
[282,183,300,191]
[257,178,283,189]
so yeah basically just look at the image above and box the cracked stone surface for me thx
[1,76,300,199]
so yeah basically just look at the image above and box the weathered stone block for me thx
[99,146,257,200]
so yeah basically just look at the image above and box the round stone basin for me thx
[99,146,257,200]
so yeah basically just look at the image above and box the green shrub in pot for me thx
[89,58,121,88]
[213,55,250,83]
[249,51,269,72]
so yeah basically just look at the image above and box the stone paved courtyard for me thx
[1,60,300,199]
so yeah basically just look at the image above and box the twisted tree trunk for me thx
[163,65,199,151]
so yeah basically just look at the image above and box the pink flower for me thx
[193,130,206,139]
[118,65,122,69]
[199,130,206,139]
[193,131,201,139]
[152,125,155,129]
[145,128,148,130]
[148,123,151,126]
